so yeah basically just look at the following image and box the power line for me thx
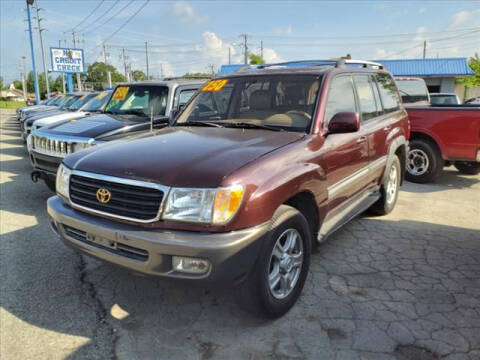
[90,1,150,51]
[83,0,135,36]
[72,0,104,31]
[76,0,120,33]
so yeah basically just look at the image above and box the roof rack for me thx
[235,59,383,72]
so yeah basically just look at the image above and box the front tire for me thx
[236,205,311,318]
[406,139,444,183]
[454,161,480,175]
[370,155,401,215]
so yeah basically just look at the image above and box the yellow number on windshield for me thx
[202,79,228,92]
[112,86,129,100]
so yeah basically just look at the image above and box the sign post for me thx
[26,0,40,104]
[50,47,85,93]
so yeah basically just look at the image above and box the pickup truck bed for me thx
[406,104,480,182]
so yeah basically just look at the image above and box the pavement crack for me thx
[77,254,118,360]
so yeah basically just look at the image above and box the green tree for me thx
[85,62,126,90]
[182,72,212,79]
[13,80,23,90]
[0,76,3,89]
[456,53,480,87]
[249,53,265,65]
[132,70,146,81]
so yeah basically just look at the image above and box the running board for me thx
[317,187,380,243]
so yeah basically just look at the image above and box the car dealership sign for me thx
[50,47,85,73]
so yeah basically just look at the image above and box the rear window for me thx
[395,79,429,104]
[376,74,401,113]
[430,95,459,105]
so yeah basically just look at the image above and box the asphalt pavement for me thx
[1,109,479,360]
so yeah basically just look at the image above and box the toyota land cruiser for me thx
[47,60,409,317]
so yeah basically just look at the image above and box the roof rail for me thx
[161,76,212,81]
[234,59,383,72]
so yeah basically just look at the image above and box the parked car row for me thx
[15,60,479,318]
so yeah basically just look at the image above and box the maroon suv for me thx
[48,60,409,317]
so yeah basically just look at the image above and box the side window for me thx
[354,75,377,121]
[178,89,197,107]
[371,76,384,115]
[324,75,357,125]
[376,73,401,113]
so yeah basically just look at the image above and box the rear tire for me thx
[236,205,311,318]
[454,161,480,175]
[406,139,444,183]
[370,155,401,215]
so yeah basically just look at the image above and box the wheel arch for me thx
[382,135,407,185]
[409,131,444,159]
[283,191,320,243]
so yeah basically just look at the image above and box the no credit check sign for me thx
[50,48,85,73]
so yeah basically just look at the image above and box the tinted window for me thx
[395,79,429,104]
[105,86,169,116]
[178,89,197,106]
[354,75,377,121]
[325,75,356,124]
[430,95,459,105]
[371,77,383,115]
[376,74,401,113]
[177,75,320,132]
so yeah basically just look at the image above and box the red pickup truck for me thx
[395,77,480,183]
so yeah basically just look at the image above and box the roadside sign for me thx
[50,47,85,73]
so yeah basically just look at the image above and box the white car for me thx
[30,91,112,132]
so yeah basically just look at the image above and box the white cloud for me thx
[262,48,283,63]
[450,9,480,27]
[418,7,426,14]
[272,25,292,36]
[172,1,208,25]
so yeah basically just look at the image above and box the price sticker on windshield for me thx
[96,91,109,99]
[202,79,228,92]
[112,86,129,100]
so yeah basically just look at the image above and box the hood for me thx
[43,113,149,139]
[34,111,87,127]
[64,126,304,187]
[25,109,65,121]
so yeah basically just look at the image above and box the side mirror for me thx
[327,112,360,134]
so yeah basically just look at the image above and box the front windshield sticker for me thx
[112,86,130,100]
[54,120,104,133]
[202,79,228,92]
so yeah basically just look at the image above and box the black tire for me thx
[370,155,401,215]
[406,139,444,183]
[236,205,312,318]
[44,176,56,192]
[454,161,480,175]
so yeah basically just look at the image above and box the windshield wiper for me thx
[120,109,148,117]
[398,89,412,96]
[222,122,283,131]
[176,121,225,128]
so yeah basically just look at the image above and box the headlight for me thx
[56,163,71,199]
[162,185,244,225]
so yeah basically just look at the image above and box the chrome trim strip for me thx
[327,156,387,199]
[68,169,170,224]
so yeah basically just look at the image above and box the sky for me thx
[1,0,479,85]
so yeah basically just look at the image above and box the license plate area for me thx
[86,233,117,250]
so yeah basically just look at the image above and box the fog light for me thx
[172,256,210,274]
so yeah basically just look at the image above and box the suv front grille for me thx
[32,135,74,158]
[69,174,164,222]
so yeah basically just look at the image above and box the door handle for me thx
[356,136,367,144]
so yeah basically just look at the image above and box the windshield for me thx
[80,91,111,112]
[395,79,429,104]
[176,75,321,132]
[430,95,459,105]
[67,93,98,111]
[60,95,80,109]
[104,85,169,117]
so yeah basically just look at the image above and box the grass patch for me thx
[0,100,26,109]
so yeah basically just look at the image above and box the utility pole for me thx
[228,47,231,65]
[240,34,248,64]
[20,56,27,101]
[208,64,215,77]
[122,48,128,80]
[102,44,112,88]
[260,40,263,60]
[59,40,65,93]
[145,42,149,80]
[72,30,82,91]
[423,40,427,59]
[35,0,50,98]
[26,0,40,104]
[160,64,164,79]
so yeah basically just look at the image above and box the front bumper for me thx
[47,196,269,284]
[30,150,62,175]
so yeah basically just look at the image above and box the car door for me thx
[322,74,370,212]
[353,74,389,182]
